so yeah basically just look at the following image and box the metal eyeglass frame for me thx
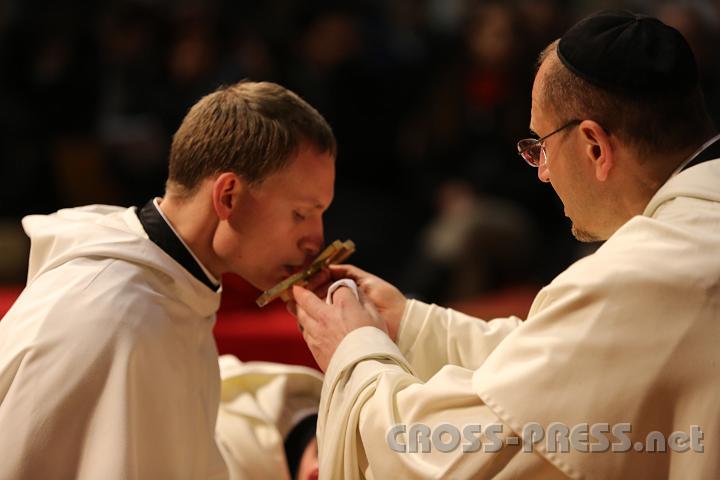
[516,119,581,167]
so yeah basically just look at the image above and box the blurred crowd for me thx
[1,0,719,302]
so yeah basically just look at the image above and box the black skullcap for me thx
[557,10,698,95]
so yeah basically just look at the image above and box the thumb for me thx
[329,285,362,307]
[328,264,371,282]
[357,288,382,319]
[293,285,331,320]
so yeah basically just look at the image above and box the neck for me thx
[606,147,697,236]
[157,193,223,279]
[615,144,700,225]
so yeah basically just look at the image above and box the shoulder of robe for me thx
[18,256,182,356]
[534,217,708,313]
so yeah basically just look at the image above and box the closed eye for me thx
[293,211,307,222]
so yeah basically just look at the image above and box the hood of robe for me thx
[21,204,220,317]
[215,354,323,480]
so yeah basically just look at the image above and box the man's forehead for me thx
[258,146,335,207]
[530,61,551,133]
[529,93,540,135]
[258,179,332,211]
[284,175,334,210]
[294,196,327,210]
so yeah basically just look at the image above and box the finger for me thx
[295,303,310,331]
[296,304,319,338]
[286,300,298,317]
[328,264,372,282]
[305,268,332,292]
[355,288,387,334]
[293,285,332,320]
[357,288,381,318]
[304,269,333,299]
[328,285,362,306]
[314,282,332,299]
[356,287,372,309]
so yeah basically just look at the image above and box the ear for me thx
[211,172,244,221]
[578,120,613,182]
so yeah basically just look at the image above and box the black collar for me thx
[679,135,720,172]
[136,199,220,291]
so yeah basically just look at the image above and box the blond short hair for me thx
[168,81,336,196]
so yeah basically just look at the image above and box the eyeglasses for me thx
[517,120,581,167]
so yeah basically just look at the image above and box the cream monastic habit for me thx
[317,157,720,479]
[0,205,228,480]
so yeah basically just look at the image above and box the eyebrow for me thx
[297,199,327,211]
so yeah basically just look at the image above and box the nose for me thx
[299,218,325,257]
[537,159,551,183]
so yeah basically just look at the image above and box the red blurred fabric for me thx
[0,287,23,317]
[449,285,538,320]
[214,274,318,369]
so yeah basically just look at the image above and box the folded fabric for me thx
[215,355,323,480]
[325,279,359,304]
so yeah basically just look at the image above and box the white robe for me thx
[0,205,228,479]
[317,158,720,479]
[215,355,322,480]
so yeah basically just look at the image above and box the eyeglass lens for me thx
[517,139,542,166]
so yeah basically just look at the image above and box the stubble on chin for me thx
[571,223,601,243]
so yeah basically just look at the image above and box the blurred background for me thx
[1,0,719,306]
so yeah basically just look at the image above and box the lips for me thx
[284,265,299,276]
[284,259,314,277]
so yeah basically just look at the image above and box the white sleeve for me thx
[317,327,558,480]
[396,300,522,380]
